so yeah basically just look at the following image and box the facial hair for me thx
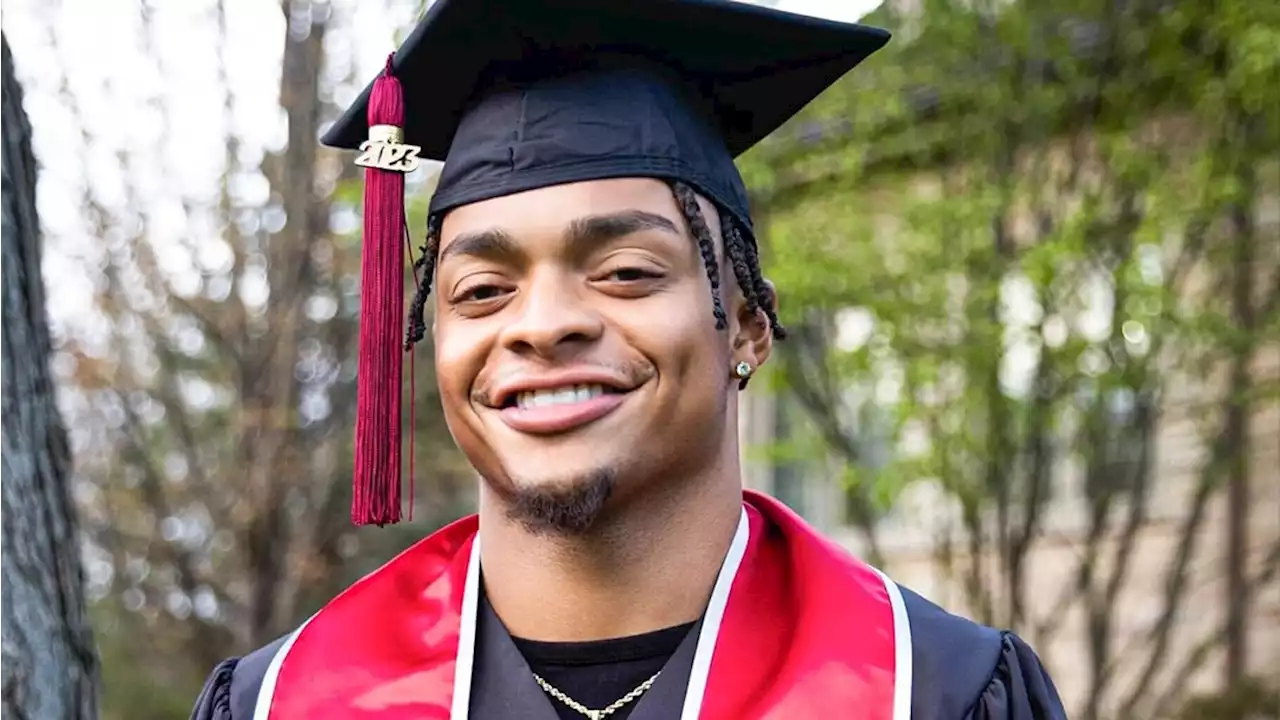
[504,468,617,536]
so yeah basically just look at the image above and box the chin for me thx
[492,454,622,497]
[494,466,620,536]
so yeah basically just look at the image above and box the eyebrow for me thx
[436,210,682,267]
[566,211,681,248]
[437,227,522,266]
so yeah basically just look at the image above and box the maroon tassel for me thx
[352,55,408,526]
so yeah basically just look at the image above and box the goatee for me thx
[505,469,617,536]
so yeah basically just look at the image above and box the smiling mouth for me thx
[500,384,625,410]
[495,383,634,435]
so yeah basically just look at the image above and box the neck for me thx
[477,454,742,642]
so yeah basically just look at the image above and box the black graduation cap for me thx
[323,0,888,236]
[328,0,889,527]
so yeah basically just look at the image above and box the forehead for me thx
[439,177,685,243]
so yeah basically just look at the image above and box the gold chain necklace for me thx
[531,670,661,720]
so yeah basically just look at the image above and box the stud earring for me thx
[733,361,753,379]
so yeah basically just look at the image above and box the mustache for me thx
[471,359,656,407]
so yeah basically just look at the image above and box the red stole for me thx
[259,491,909,719]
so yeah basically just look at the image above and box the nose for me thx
[498,268,603,359]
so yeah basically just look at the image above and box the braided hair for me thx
[404,180,787,387]
[404,213,442,350]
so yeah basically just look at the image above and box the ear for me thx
[729,276,776,385]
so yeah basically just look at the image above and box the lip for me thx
[498,392,628,435]
[487,369,635,409]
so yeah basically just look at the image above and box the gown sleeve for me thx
[188,635,287,720]
[964,632,1069,720]
[189,658,239,720]
[898,584,1069,719]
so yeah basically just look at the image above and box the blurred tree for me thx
[1174,676,1280,720]
[1,33,101,720]
[31,1,470,715]
[742,0,1278,717]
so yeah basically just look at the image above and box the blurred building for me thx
[738,224,1280,715]
[732,1,1280,703]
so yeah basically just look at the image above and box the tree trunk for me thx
[1,34,101,720]
[244,1,330,648]
[1223,141,1256,687]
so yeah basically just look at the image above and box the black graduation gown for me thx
[189,585,1069,719]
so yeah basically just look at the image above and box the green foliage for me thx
[745,0,1278,667]
[93,602,203,720]
[744,12,1277,720]
[1174,677,1280,720]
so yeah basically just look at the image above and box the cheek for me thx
[432,320,503,475]
[626,300,730,396]
[628,306,733,474]
[432,320,489,410]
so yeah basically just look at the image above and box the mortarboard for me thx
[324,0,889,526]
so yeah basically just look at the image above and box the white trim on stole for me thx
[448,539,482,719]
[253,615,317,720]
[873,568,914,720]
[450,509,751,720]
[677,508,749,720]
[250,542,479,720]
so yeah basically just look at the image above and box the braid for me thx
[717,208,787,389]
[669,181,728,330]
[720,207,758,317]
[719,207,787,342]
[404,214,442,350]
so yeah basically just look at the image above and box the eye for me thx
[455,283,509,303]
[603,267,663,283]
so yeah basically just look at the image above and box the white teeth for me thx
[516,384,606,410]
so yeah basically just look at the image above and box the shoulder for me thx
[188,517,481,719]
[895,585,1069,719]
[188,635,289,720]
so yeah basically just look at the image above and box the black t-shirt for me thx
[512,621,696,720]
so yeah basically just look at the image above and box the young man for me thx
[192,0,1068,718]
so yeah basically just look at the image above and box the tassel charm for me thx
[355,125,422,173]
[352,54,419,526]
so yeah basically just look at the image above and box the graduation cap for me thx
[324,0,889,526]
